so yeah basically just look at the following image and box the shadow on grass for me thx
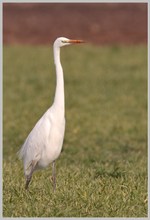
[94,164,126,179]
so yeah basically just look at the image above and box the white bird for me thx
[18,37,84,190]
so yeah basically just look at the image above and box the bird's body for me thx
[19,37,83,190]
[19,106,65,173]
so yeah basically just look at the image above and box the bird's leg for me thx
[25,160,37,190]
[52,161,56,191]
[25,173,32,190]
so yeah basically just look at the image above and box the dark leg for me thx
[25,160,37,190]
[52,161,56,191]
[25,173,32,190]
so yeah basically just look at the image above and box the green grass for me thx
[3,44,147,217]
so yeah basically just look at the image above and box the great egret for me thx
[19,37,84,190]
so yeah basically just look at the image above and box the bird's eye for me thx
[62,40,66,43]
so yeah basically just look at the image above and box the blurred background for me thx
[3,3,147,45]
[3,3,148,217]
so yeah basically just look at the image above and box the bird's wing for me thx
[18,110,52,171]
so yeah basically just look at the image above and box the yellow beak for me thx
[68,39,84,43]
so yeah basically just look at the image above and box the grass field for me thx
[3,44,147,217]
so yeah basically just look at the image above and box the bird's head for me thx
[54,37,84,48]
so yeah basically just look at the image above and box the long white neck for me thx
[53,45,65,116]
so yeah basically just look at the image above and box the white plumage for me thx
[19,37,83,190]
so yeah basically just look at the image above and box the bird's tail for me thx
[17,141,26,160]
[17,147,23,160]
